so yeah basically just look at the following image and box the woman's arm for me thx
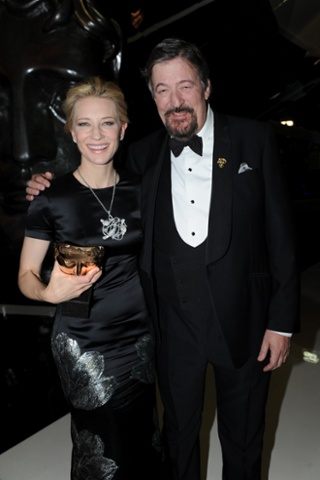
[18,237,51,300]
[18,237,102,303]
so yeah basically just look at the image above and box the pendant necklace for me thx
[77,168,127,241]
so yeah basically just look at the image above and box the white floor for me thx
[1,264,319,480]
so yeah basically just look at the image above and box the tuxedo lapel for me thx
[139,116,233,269]
[206,112,233,264]
[140,130,169,273]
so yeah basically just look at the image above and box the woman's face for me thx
[0,4,118,252]
[70,96,127,168]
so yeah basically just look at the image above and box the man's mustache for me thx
[165,106,194,117]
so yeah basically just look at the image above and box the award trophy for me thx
[54,243,104,318]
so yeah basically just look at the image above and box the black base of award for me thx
[61,287,92,318]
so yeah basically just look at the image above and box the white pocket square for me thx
[238,162,253,174]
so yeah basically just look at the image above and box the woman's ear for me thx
[120,122,128,141]
[70,129,77,143]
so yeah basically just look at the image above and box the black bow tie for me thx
[169,135,203,157]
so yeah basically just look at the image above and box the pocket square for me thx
[238,162,253,174]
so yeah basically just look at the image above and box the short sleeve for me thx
[25,193,55,241]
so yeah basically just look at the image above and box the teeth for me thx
[88,145,108,150]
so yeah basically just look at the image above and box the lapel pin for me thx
[217,157,227,169]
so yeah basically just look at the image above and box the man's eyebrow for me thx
[154,82,167,89]
[155,79,195,89]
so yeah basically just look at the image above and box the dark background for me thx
[1,0,320,454]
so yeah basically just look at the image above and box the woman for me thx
[18,77,163,479]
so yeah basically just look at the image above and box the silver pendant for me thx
[100,214,127,240]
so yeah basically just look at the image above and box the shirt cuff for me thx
[269,330,292,337]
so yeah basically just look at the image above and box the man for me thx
[26,38,300,480]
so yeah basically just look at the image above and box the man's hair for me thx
[63,76,128,132]
[141,38,211,96]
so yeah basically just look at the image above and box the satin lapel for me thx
[207,112,233,265]
[140,131,169,273]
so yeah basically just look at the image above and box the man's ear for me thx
[205,80,211,101]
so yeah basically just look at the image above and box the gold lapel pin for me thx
[217,157,227,169]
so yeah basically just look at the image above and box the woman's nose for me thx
[91,125,103,139]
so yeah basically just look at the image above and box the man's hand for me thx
[26,171,55,201]
[257,329,291,372]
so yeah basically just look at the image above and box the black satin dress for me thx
[25,170,163,480]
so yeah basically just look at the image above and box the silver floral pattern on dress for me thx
[130,333,155,384]
[52,332,117,410]
[71,420,118,480]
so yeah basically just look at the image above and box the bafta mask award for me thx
[54,243,104,275]
[54,242,105,318]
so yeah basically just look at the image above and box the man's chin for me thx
[166,122,190,138]
[165,116,197,140]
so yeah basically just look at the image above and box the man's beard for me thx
[164,107,198,142]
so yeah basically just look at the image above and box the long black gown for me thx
[25,169,163,480]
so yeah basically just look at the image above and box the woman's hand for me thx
[43,261,102,304]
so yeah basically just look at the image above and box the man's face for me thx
[151,57,210,141]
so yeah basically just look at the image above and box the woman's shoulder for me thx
[44,171,76,197]
[51,171,75,185]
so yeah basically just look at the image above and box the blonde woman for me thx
[18,77,163,479]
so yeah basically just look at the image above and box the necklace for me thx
[77,168,127,241]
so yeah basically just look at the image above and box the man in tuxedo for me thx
[26,38,300,480]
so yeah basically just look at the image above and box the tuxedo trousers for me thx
[156,296,271,480]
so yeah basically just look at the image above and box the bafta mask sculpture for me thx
[0,0,122,303]
[0,0,122,254]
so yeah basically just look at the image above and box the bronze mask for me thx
[54,243,104,276]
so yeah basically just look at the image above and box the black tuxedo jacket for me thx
[126,111,300,367]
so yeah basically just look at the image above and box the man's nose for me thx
[169,90,185,108]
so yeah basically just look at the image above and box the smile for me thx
[88,144,108,150]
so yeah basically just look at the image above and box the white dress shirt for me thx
[171,106,214,247]
[170,107,291,338]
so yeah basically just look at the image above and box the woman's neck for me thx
[75,163,117,188]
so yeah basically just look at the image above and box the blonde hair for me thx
[63,77,129,132]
